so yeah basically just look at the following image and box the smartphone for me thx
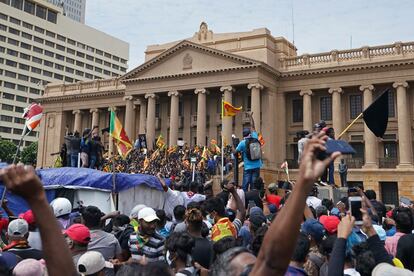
[349,196,363,225]
[317,140,356,160]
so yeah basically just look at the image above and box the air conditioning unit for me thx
[155,117,161,130]
[190,115,197,127]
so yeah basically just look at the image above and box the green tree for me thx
[0,139,17,164]
[20,142,38,166]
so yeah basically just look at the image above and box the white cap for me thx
[137,207,159,222]
[129,204,146,219]
[8,219,29,238]
[372,263,414,276]
[77,251,113,275]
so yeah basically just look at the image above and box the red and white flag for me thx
[22,103,43,132]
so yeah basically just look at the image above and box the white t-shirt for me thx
[306,196,322,209]
[181,192,206,207]
[164,188,184,219]
[226,189,246,210]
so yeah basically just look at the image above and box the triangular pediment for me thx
[121,40,261,81]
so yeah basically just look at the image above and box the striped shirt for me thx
[128,231,165,262]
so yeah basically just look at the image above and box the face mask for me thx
[207,214,215,225]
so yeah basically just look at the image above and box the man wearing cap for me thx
[4,218,43,260]
[236,111,263,192]
[128,207,165,262]
[77,251,113,276]
[239,207,267,247]
[301,218,326,276]
[63,223,91,265]
[19,210,42,251]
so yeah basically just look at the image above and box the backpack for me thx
[245,138,261,161]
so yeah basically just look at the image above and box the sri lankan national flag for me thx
[110,109,132,159]
[156,134,166,149]
[222,101,242,117]
[210,139,221,154]
[201,146,209,160]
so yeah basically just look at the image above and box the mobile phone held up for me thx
[349,196,363,225]
[317,140,356,160]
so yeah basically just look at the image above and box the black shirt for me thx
[244,189,263,210]
[8,246,43,260]
[191,236,213,269]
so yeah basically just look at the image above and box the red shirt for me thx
[0,218,9,232]
[266,194,281,208]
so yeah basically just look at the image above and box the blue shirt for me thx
[236,131,262,170]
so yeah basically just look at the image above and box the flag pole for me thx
[1,124,28,203]
[337,112,363,139]
[221,98,224,182]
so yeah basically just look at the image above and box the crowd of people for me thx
[1,131,414,276]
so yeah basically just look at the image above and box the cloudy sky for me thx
[85,0,414,70]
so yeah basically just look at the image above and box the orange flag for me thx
[222,101,242,117]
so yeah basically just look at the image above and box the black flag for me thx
[363,88,389,138]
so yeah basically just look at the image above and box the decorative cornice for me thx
[168,91,181,97]
[89,108,99,113]
[39,90,124,104]
[247,83,264,90]
[299,89,313,96]
[328,87,343,94]
[359,85,375,92]
[194,88,209,95]
[220,86,234,93]
[392,81,409,89]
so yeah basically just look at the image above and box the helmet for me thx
[50,197,72,217]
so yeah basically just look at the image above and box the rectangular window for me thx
[96,49,103,55]
[57,34,65,42]
[121,58,127,64]
[2,104,14,111]
[18,74,29,81]
[94,67,102,73]
[34,26,44,34]
[75,70,84,76]
[85,64,93,70]
[349,95,362,119]
[7,49,18,56]
[31,66,41,74]
[103,70,110,76]
[19,63,29,71]
[380,182,399,206]
[9,16,20,25]
[43,70,53,77]
[35,5,46,19]
[86,55,94,61]
[104,52,111,58]
[44,60,53,67]
[16,95,27,103]
[15,106,23,113]
[1,115,13,122]
[13,128,22,135]
[29,87,40,94]
[46,30,55,38]
[113,56,120,62]
[86,46,94,52]
[0,23,6,31]
[95,58,102,64]
[67,38,76,45]
[7,37,19,46]
[14,117,25,124]
[76,61,84,67]
[10,0,23,10]
[17,84,27,92]
[45,40,55,48]
[55,54,64,61]
[64,76,73,82]
[34,36,44,44]
[85,73,93,79]
[0,46,4,53]
[33,46,43,54]
[55,63,64,70]
[47,10,57,23]
[2,92,14,100]
[67,48,75,55]
[30,77,41,84]
[76,51,85,58]
[21,42,31,49]
[388,90,395,118]
[104,61,111,67]
[22,21,32,29]
[8,27,19,35]
[20,53,30,61]
[0,13,7,20]
[77,42,85,49]
[320,96,332,121]
[5,59,17,67]
[21,32,32,40]
[32,56,42,64]
[44,50,54,57]
[0,127,12,133]
[112,64,119,70]
[65,67,74,73]
[56,44,65,51]
[24,0,35,14]
[4,81,15,89]
[5,70,16,78]
[121,67,127,72]
[0,35,6,42]
[54,73,63,80]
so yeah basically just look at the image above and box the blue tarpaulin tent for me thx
[0,167,167,215]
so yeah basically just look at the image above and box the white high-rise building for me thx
[0,0,129,145]
[47,0,86,23]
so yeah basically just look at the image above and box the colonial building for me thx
[37,22,414,205]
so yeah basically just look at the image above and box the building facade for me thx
[47,0,86,23]
[0,0,128,145]
[38,23,414,204]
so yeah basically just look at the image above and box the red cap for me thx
[18,210,35,225]
[64,223,91,244]
[319,215,340,234]
[386,210,393,218]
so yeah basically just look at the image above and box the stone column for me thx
[300,89,313,132]
[168,91,180,146]
[248,83,263,133]
[90,108,99,129]
[195,88,208,146]
[123,96,135,140]
[145,93,157,150]
[220,86,234,145]
[393,81,413,168]
[328,87,344,137]
[72,110,82,133]
[137,98,146,135]
[360,85,378,168]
